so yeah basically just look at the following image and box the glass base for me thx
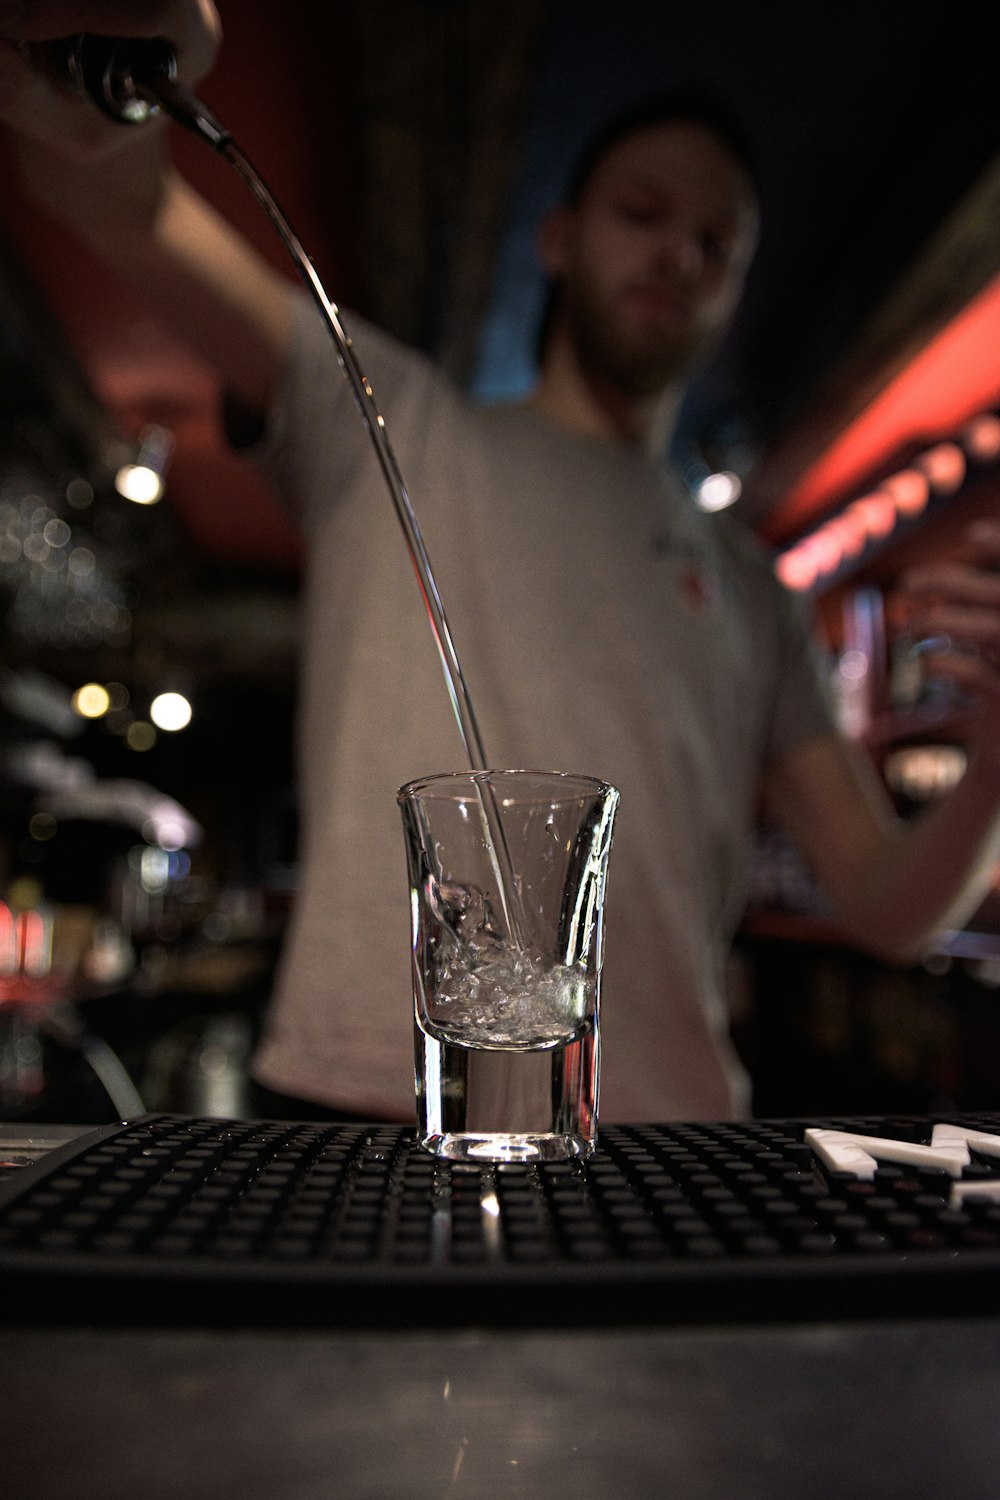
[414,1022,598,1163]
[418,1130,594,1162]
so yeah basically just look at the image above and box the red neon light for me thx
[775,549,815,590]
[0,902,15,975]
[772,272,1000,535]
[917,442,966,494]
[853,492,896,539]
[965,413,1000,461]
[883,469,929,517]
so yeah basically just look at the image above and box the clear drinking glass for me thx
[398,770,619,1162]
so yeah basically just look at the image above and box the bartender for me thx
[2,3,1000,1123]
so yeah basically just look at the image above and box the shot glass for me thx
[398,770,619,1162]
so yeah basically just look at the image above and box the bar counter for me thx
[4,1315,1000,1497]
[4,1119,1000,1498]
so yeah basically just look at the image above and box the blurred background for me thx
[0,0,998,1123]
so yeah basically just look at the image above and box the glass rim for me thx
[397,768,619,803]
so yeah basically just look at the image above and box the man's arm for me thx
[765,731,1000,963]
[765,520,1000,962]
[94,171,294,413]
[0,1,290,412]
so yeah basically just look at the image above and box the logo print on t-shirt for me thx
[678,562,716,613]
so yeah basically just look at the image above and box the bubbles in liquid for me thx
[430,946,592,1049]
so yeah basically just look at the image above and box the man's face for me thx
[541,121,760,396]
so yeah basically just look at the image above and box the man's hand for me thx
[0,1,221,82]
[895,519,1000,772]
[0,1,288,411]
[0,1,220,157]
[0,2,221,235]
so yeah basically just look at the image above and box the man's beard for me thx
[560,277,709,397]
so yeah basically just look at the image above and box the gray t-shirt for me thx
[250,294,836,1120]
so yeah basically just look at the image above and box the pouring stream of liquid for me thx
[148,73,530,948]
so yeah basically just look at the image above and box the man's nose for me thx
[653,224,703,281]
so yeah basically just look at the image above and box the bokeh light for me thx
[126,721,157,752]
[72,682,111,719]
[150,692,193,732]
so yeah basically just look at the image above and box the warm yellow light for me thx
[72,682,111,719]
[150,692,192,732]
[884,745,967,801]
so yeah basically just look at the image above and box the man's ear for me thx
[536,204,576,277]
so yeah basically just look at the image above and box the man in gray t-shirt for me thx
[5,5,1000,1121]
[249,300,834,1119]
